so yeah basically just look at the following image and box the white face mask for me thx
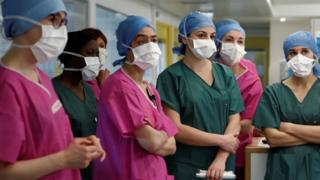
[220,42,246,66]
[99,48,107,70]
[190,39,217,60]
[125,42,162,70]
[62,51,101,81]
[7,16,68,64]
[287,54,315,78]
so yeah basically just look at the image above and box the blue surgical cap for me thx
[2,0,67,38]
[173,11,215,55]
[113,15,153,66]
[283,31,319,60]
[215,19,245,48]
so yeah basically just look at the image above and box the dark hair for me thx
[59,30,99,64]
[81,27,107,45]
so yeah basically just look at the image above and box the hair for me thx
[81,27,107,45]
[59,30,99,64]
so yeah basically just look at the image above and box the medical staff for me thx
[52,30,101,180]
[214,19,263,180]
[156,12,244,180]
[253,31,320,180]
[93,16,178,180]
[82,28,109,101]
[0,0,105,179]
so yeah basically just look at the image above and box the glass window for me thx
[96,5,127,74]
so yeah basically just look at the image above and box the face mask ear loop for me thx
[62,51,85,59]
[182,15,193,50]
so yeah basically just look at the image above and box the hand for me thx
[97,69,110,87]
[206,157,226,180]
[63,137,104,169]
[253,128,264,137]
[219,134,239,153]
[280,122,293,133]
[85,135,106,162]
[240,120,253,135]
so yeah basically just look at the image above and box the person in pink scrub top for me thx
[93,15,178,180]
[214,19,263,180]
[0,0,105,179]
[82,28,110,101]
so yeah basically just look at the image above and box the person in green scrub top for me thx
[157,11,244,180]
[52,30,101,180]
[253,31,320,180]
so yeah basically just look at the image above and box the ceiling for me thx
[142,0,320,36]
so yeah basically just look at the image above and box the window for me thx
[96,5,127,74]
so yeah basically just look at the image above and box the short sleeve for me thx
[102,89,146,138]
[241,79,263,119]
[156,71,181,113]
[252,87,280,129]
[228,72,244,115]
[151,87,178,137]
[0,84,25,163]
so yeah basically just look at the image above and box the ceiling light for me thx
[280,17,286,22]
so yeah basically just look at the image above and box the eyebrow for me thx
[136,34,157,38]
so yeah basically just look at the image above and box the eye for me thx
[288,51,298,57]
[151,37,158,43]
[237,39,244,45]
[301,49,310,55]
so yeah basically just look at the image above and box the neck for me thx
[230,63,243,77]
[2,46,37,71]
[183,48,210,70]
[58,71,83,87]
[291,74,317,87]
[122,63,144,84]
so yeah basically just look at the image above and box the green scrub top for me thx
[253,79,320,180]
[156,61,244,180]
[52,79,97,180]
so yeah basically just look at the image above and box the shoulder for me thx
[158,61,184,79]
[213,62,235,81]
[262,82,283,97]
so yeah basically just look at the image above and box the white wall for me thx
[92,0,180,27]
[269,19,310,84]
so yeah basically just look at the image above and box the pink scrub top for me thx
[85,79,101,101]
[93,69,178,180]
[0,65,81,180]
[236,59,263,168]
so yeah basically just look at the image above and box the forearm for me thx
[175,124,224,147]
[240,119,253,134]
[285,124,320,144]
[264,128,306,147]
[0,151,66,180]
[215,114,241,160]
[155,137,176,156]
[135,125,169,153]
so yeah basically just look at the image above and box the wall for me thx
[92,0,179,27]
[268,19,310,84]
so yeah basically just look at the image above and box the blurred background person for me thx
[53,30,101,180]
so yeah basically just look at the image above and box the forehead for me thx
[289,46,310,51]
[81,40,99,50]
[192,26,215,34]
[136,27,156,37]
[223,30,244,39]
